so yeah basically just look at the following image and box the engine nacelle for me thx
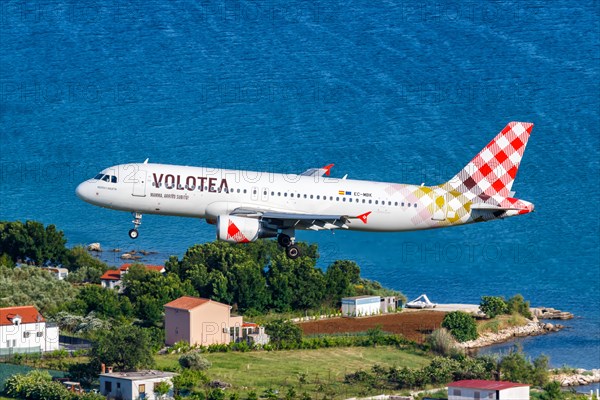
[216,215,277,243]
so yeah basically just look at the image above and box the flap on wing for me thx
[300,164,334,177]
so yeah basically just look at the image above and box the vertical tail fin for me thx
[446,122,533,198]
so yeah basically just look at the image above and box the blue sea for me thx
[1,0,598,369]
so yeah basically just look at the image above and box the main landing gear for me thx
[278,232,300,260]
[129,212,142,239]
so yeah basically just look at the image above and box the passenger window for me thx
[271,191,274,196]
[284,193,287,197]
[278,192,281,196]
[243,189,247,194]
[304,194,307,199]
[316,195,320,199]
[362,199,366,203]
[414,203,417,208]
[401,202,404,206]
[408,203,411,207]
[375,200,378,205]
[343,198,346,202]
[369,200,372,204]
[336,197,339,201]
[310,195,313,199]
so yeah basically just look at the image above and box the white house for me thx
[99,370,177,400]
[0,306,60,355]
[341,295,382,317]
[448,380,530,400]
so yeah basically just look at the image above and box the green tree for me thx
[540,381,565,400]
[64,245,109,273]
[91,325,155,371]
[507,294,533,318]
[265,319,303,348]
[70,284,133,320]
[122,265,196,325]
[0,220,68,265]
[0,265,78,314]
[324,260,361,303]
[480,296,508,318]
[230,261,270,312]
[154,381,171,398]
[441,311,478,342]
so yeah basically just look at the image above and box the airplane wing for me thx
[299,164,334,177]
[230,208,370,231]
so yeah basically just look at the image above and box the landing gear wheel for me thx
[128,229,139,239]
[286,244,300,259]
[278,234,292,247]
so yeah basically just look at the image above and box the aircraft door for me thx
[132,170,147,197]
[431,194,447,221]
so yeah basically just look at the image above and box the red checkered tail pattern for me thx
[446,122,533,198]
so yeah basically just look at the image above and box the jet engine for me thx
[216,215,277,243]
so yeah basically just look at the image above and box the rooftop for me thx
[0,305,45,326]
[342,295,381,300]
[164,296,212,310]
[120,263,165,272]
[100,270,121,281]
[100,370,177,381]
[449,380,530,390]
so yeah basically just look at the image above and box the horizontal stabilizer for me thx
[470,203,522,211]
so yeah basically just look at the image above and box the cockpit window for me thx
[101,175,110,182]
[111,176,117,183]
[94,174,104,180]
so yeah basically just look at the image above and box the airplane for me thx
[76,122,535,259]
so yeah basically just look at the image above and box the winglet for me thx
[356,211,372,224]
[322,164,334,176]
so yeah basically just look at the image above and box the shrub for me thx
[480,296,508,318]
[179,351,212,370]
[507,294,532,319]
[441,311,478,342]
[427,328,463,356]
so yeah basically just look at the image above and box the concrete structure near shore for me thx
[341,295,397,317]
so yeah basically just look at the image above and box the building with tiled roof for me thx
[164,296,243,347]
[101,264,166,291]
[0,306,59,355]
[448,380,530,400]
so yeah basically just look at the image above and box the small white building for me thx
[341,295,382,317]
[99,370,177,400]
[448,380,530,400]
[0,306,60,355]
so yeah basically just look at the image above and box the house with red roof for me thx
[0,306,59,355]
[100,263,165,291]
[448,380,530,400]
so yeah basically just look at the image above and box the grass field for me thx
[157,346,431,398]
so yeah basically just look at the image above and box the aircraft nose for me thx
[76,182,92,202]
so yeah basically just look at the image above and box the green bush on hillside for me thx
[441,311,478,343]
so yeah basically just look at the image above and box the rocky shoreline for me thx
[458,319,564,349]
[551,369,600,387]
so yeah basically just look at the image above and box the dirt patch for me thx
[298,311,446,343]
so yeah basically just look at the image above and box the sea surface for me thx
[1,0,598,369]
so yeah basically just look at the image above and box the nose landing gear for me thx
[277,231,301,259]
[129,212,142,239]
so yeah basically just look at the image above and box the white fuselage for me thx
[77,163,461,232]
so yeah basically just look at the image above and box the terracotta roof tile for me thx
[100,270,121,281]
[450,380,530,390]
[120,264,165,272]
[0,306,45,326]
[164,296,213,310]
